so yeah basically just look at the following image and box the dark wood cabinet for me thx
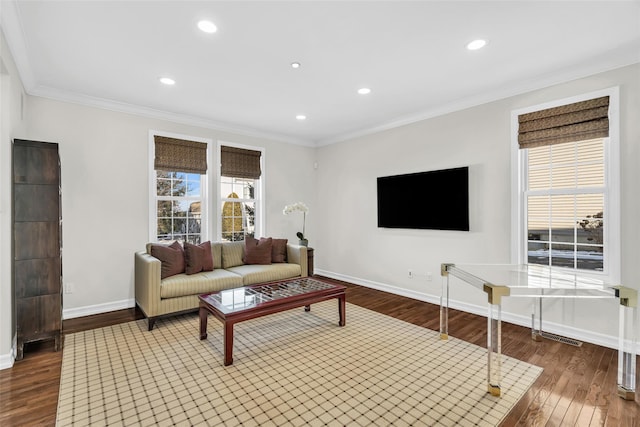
[13,139,62,360]
[307,247,314,276]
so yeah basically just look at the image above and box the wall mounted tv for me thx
[377,166,469,231]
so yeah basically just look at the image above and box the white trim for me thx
[510,87,621,283]
[148,130,213,242]
[216,141,266,241]
[316,268,622,351]
[0,334,16,370]
[62,298,135,320]
[0,351,14,370]
[0,0,36,91]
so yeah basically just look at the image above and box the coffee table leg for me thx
[199,307,208,340]
[224,321,234,366]
[339,294,346,326]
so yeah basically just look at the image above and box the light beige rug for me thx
[56,301,542,426]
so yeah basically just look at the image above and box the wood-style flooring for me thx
[1,277,638,426]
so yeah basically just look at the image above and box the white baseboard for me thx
[0,334,16,370]
[63,298,135,320]
[316,269,620,351]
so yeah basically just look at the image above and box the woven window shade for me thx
[518,96,609,149]
[154,136,208,174]
[221,146,262,179]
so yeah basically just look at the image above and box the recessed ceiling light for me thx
[291,62,301,69]
[466,39,487,50]
[197,20,217,33]
[159,77,175,85]
[358,88,371,95]
[296,115,306,121]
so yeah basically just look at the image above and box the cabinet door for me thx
[14,222,60,260]
[15,258,61,298]
[13,140,59,185]
[16,294,62,339]
[14,184,60,222]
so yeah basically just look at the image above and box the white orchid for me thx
[283,202,309,241]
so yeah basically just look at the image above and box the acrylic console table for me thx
[440,263,638,399]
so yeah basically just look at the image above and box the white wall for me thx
[315,63,640,349]
[24,97,316,319]
[0,30,28,368]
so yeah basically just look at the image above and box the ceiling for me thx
[2,1,639,146]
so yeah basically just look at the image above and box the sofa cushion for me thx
[266,238,288,263]
[227,263,302,286]
[244,236,272,265]
[184,241,214,274]
[150,241,185,279]
[159,269,244,299]
[222,241,244,268]
[211,243,223,269]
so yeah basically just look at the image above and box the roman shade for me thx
[518,96,609,149]
[221,146,262,179]
[154,136,208,174]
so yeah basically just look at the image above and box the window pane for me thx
[157,218,172,236]
[577,163,604,187]
[550,165,576,189]
[157,178,171,196]
[157,200,172,217]
[550,243,575,268]
[576,245,603,271]
[528,241,549,266]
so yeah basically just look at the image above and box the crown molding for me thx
[29,84,316,147]
[0,0,35,90]
[318,48,640,146]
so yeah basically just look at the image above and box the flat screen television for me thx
[377,166,469,231]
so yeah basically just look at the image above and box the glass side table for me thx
[440,263,637,399]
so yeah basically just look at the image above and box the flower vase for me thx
[299,239,308,247]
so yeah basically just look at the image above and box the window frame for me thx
[510,87,620,282]
[216,141,265,241]
[148,130,212,243]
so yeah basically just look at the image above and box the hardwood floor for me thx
[1,278,638,426]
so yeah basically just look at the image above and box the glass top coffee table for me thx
[199,277,346,366]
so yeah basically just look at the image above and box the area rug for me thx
[56,301,542,426]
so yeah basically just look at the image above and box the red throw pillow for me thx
[184,241,214,275]
[150,241,185,279]
[244,236,273,265]
[262,237,287,263]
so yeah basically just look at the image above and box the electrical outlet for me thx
[408,269,413,278]
[65,282,74,294]
[426,272,433,281]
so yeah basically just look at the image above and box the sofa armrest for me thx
[135,251,162,318]
[287,244,308,277]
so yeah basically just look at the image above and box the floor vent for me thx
[541,331,583,347]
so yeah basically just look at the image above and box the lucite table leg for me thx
[615,286,637,400]
[531,296,543,342]
[483,284,509,397]
[440,264,452,340]
[487,301,502,396]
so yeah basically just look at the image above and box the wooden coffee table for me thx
[199,277,346,365]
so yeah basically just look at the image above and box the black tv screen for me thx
[377,167,469,231]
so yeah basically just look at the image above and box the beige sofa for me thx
[135,241,308,330]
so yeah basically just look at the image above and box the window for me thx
[526,138,605,270]
[512,88,620,280]
[149,132,211,243]
[155,171,204,244]
[217,143,264,242]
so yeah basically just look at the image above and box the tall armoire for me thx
[12,139,62,360]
